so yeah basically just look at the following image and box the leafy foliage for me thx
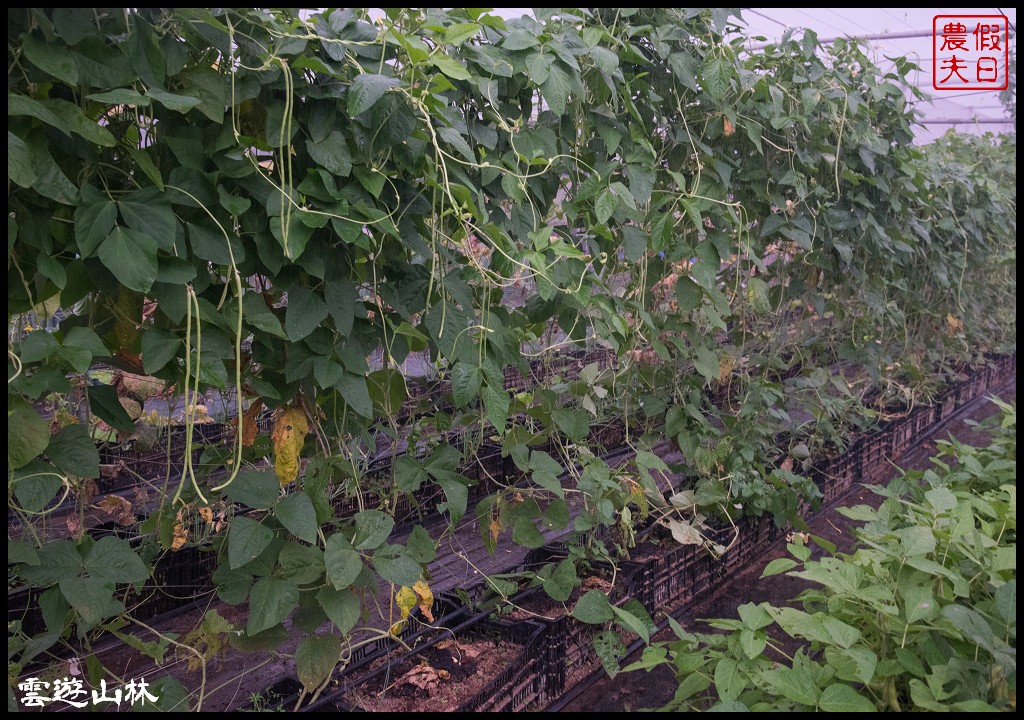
[628,402,1016,711]
[5,6,1016,709]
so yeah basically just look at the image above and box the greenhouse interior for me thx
[7,7,1016,713]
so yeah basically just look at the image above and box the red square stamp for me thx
[933,15,1009,90]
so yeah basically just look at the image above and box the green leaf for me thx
[307,131,352,177]
[512,517,546,548]
[285,287,328,342]
[481,384,510,433]
[594,629,626,677]
[37,253,67,289]
[98,227,158,293]
[146,87,202,112]
[8,131,35,187]
[595,188,618,225]
[88,384,134,432]
[187,221,244,264]
[542,559,577,601]
[372,546,422,586]
[324,533,362,590]
[444,23,481,46]
[451,362,482,408]
[247,577,300,635]
[739,628,767,659]
[14,368,71,400]
[8,540,39,566]
[28,141,76,204]
[352,510,394,550]
[924,486,958,512]
[241,297,285,334]
[325,279,356,337]
[435,475,469,524]
[296,633,341,693]
[347,74,400,116]
[8,397,50,469]
[226,470,280,510]
[87,89,151,106]
[275,493,319,545]
[899,526,936,556]
[622,225,646,261]
[317,587,360,633]
[229,517,275,569]
[8,94,67,132]
[405,528,438,565]
[737,603,775,630]
[212,564,252,605]
[75,196,118,257]
[59,576,116,628]
[818,684,875,712]
[702,57,730,100]
[84,536,149,583]
[542,63,572,116]
[141,327,181,375]
[762,558,799,577]
[529,450,564,497]
[432,54,472,81]
[675,275,703,313]
[762,666,819,707]
[824,647,877,685]
[693,344,719,383]
[612,604,651,643]
[336,372,373,418]
[543,498,570,530]
[46,424,100,479]
[572,589,615,624]
[503,30,540,51]
[715,657,746,703]
[551,408,589,441]
[18,540,81,586]
[64,326,108,361]
[822,616,862,648]
[395,455,427,494]
[119,194,177,251]
[21,33,79,85]
[20,331,59,363]
[41,99,116,147]
[12,462,63,512]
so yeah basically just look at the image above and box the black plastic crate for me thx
[306,615,549,713]
[859,428,892,484]
[244,596,473,711]
[627,522,734,614]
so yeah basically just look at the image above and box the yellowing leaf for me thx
[723,116,735,136]
[198,506,214,524]
[718,355,736,384]
[271,406,308,486]
[489,517,503,544]
[95,495,136,526]
[413,580,434,623]
[946,313,963,334]
[396,585,417,620]
[240,398,264,448]
[171,510,188,551]
[398,662,448,691]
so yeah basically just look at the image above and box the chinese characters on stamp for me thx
[933,15,1009,90]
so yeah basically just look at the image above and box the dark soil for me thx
[342,635,521,712]
[563,379,1017,712]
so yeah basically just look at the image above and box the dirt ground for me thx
[562,379,1016,712]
